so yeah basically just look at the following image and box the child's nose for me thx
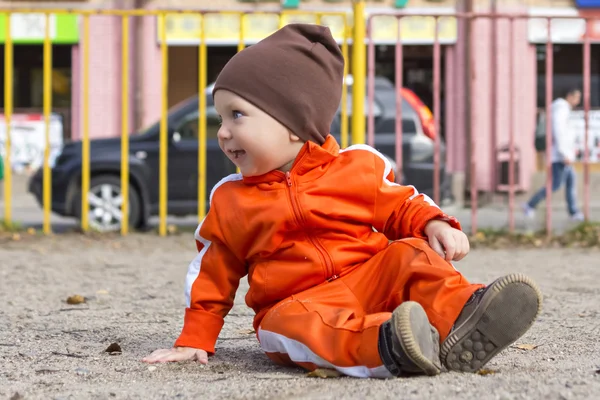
[217,125,232,140]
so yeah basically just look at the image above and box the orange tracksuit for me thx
[174,135,481,378]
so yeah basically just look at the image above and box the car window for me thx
[174,109,221,141]
[376,118,418,134]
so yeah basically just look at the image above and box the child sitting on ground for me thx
[143,23,542,377]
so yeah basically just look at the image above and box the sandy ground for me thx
[1,233,599,400]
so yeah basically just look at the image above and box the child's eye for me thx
[232,110,243,119]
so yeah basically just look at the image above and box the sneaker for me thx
[440,273,543,373]
[522,203,535,219]
[570,212,585,222]
[378,301,442,376]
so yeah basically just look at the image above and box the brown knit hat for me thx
[212,23,344,145]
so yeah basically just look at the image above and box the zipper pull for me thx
[285,171,293,187]
[327,274,339,282]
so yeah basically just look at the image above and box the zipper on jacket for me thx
[285,171,337,281]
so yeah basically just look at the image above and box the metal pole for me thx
[468,5,478,236]
[159,13,168,236]
[352,0,366,145]
[43,13,53,235]
[583,26,591,221]
[433,16,441,205]
[395,17,403,181]
[340,18,350,149]
[508,17,515,232]
[81,15,90,232]
[198,14,208,221]
[367,16,375,147]
[3,14,13,228]
[121,15,130,235]
[545,18,554,236]
[489,0,497,201]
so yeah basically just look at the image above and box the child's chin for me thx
[240,167,267,177]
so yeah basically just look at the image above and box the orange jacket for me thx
[174,135,460,354]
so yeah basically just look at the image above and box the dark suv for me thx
[29,76,451,231]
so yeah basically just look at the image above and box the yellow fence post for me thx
[238,13,246,53]
[351,1,366,145]
[81,14,90,232]
[340,17,349,149]
[159,12,168,236]
[3,13,13,228]
[121,15,130,235]
[198,13,208,221]
[233,13,245,176]
[43,12,53,234]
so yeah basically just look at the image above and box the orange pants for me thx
[257,238,483,378]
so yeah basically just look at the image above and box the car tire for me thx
[73,174,142,232]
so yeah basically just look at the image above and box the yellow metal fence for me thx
[1,5,366,236]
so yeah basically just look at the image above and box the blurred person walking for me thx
[524,88,584,221]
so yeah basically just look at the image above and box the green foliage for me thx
[470,222,600,249]
[0,219,23,233]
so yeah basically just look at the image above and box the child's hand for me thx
[424,220,470,262]
[142,347,208,364]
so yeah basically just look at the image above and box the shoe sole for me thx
[440,273,543,373]
[392,301,441,376]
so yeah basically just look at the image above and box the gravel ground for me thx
[1,233,599,400]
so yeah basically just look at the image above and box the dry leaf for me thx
[512,343,539,351]
[66,295,86,305]
[306,368,342,378]
[477,369,499,376]
[104,342,122,355]
[11,233,21,241]
[27,228,36,235]
[167,225,178,234]
[238,329,256,335]
[36,369,60,374]
[96,290,110,295]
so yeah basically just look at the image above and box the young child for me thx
[143,24,542,378]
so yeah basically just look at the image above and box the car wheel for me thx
[75,175,142,233]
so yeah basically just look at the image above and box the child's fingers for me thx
[143,348,198,363]
[194,351,209,364]
[440,233,456,261]
[452,233,470,261]
[428,236,446,260]
[160,351,193,363]
[142,348,174,363]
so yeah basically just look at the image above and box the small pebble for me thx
[75,367,90,376]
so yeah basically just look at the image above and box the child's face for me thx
[214,90,305,176]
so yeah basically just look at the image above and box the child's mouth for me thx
[229,150,246,160]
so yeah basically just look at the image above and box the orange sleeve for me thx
[370,150,461,240]
[174,206,247,355]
